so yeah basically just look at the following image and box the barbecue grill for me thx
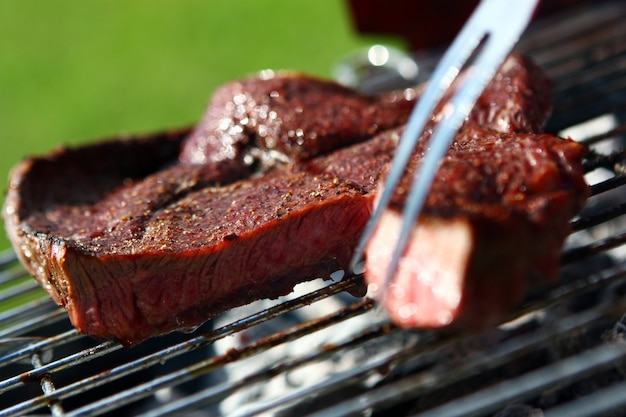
[2,2,626,416]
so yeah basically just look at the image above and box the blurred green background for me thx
[0,0,400,252]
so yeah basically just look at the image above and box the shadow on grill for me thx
[2,2,626,416]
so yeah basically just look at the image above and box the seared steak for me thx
[3,54,587,345]
[365,126,589,329]
[6,140,375,346]
[364,55,589,329]
[4,76,413,345]
[179,72,415,166]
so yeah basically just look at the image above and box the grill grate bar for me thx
[570,202,626,232]
[552,57,626,101]
[0,277,367,416]
[0,267,29,286]
[0,250,18,269]
[0,299,59,327]
[545,32,626,86]
[0,340,120,395]
[237,262,626,417]
[57,299,375,417]
[0,253,58,342]
[310,274,626,417]
[221,330,440,417]
[583,147,626,172]
[0,329,80,370]
[162,259,626,417]
[0,280,42,304]
[0,273,361,382]
[518,2,624,62]
[137,319,398,417]
[525,259,626,314]
[580,123,626,146]
[521,3,626,71]
[0,309,71,350]
[588,175,626,196]
[408,343,626,417]
[551,76,626,130]
[542,379,626,417]
[521,4,626,133]
[561,230,626,264]
[308,308,626,416]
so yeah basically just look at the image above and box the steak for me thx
[4,76,413,346]
[3,54,587,345]
[5,139,375,345]
[364,56,589,330]
[366,126,589,329]
[179,72,416,167]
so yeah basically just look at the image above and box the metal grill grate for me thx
[2,2,626,416]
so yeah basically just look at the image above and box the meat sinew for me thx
[3,54,587,345]
[364,56,589,330]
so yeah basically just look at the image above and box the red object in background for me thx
[346,0,590,51]
[347,0,479,51]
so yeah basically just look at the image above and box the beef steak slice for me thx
[365,64,589,329]
[179,72,415,167]
[4,113,400,346]
[15,168,370,346]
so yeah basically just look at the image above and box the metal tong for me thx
[350,0,541,290]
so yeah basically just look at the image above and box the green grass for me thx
[0,0,400,251]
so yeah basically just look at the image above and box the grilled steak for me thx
[4,76,413,345]
[179,72,415,167]
[3,54,587,345]
[5,140,372,345]
[364,56,589,330]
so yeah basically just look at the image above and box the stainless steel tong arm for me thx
[350,0,541,289]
